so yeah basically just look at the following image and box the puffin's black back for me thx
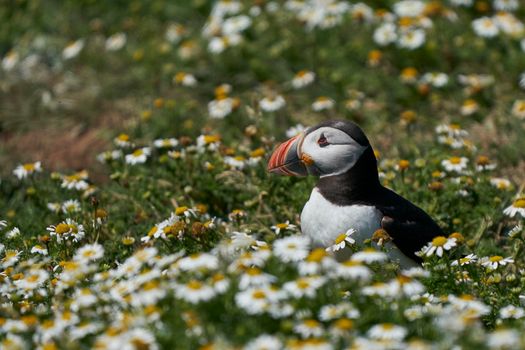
[314,120,443,261]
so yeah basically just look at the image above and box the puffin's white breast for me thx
[300,188,418,268]
[301,188,382,246]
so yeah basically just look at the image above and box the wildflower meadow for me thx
[1,1,525,349]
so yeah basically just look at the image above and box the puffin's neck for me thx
[316,146,382,205]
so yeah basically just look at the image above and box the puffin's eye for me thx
[317,134,329,147]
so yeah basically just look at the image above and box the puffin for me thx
[268,120,443,267]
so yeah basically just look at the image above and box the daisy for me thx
[259,95,286,112]
[397,29,425,49]
[271,221,297,235]
[326,228,356,252]
[490,177,512,190]
[224,156,246,169]
[114,133,132,147]
[283,276,326,298]
[61,171,90,190]
[460,99,479,115]
[105,32,127,51]
[62,39,84,59]
[13,161,42,179]
[0,220,6,229]
[175,280,216,304]
[487,329,521,349]
[273,236,310,263]
[74,243,104,263]
[503,197,525,218]
[235,286,284,315]
[474,156,496,172]
[286,124,306,138]
[230,231,265,250]
[472,17,499,38]
[292,70,315,89]
[208,97,236,119]
[1,249,21,268]
[31,245,48,255]
[329,318,354,337]
[494,0,519,11]
[499,305,525,319]
[173,72,197,86]
[419,236,456,257]
[6,227,20,239]
[244,335,282,350]
[421,72,449,87]
[333,260,371,281]
[511,100,525,119]
[451,253,478,266]
[14,268,49,291]
[177,253,218,272]
[210,273,230,294]
[62,199,81,214]
[294,319,324,338]
[367,323,407,341]
[46,218,85,243]
[153,138,179,148]
[165,23,185,43]
[298,248,336,275]
[285,338,333,350]
[399,68,418,85]
[508,224,522,238]
[480,255,514,270]
[125,147,151,165]
[312,96,335,111]
[351,248,387,263]
[390,275,425,296]
[441,156,469,173]
[238,267,277,289]
[373,23,397,46]
[2,50,19,71]
[393,0,425,18]
[222,14,252,35]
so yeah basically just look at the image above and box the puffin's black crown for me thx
[306,120,370,147]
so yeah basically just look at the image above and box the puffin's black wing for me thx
[375,187,443,262]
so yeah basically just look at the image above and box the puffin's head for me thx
[268,120,372,177]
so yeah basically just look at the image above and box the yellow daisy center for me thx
[449,157,462,164]
[432,236,447,247]
[297,279,310,289]
[203,135,220,144]
[246,267,261,276]
[489,256,503,262]
[304,319,319,328]
[132,149,144,157]
[306,248,327,262]
[335,233,347,244]
[334,318,353,330]
[23,163,35,171]
[187,280,203,290]
[175,206,188,215]
[252,290,266,299]
[513,198,525,208]
[55,223,70,235]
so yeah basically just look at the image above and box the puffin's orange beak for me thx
[267,133,308,176]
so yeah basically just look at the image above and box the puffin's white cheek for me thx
[315,144,366,177]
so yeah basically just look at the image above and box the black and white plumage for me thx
[268,120,443,267]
